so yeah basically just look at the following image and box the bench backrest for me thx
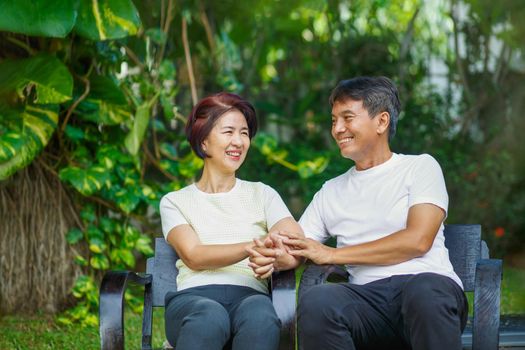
[147,225,486,306]
[443,224,485,291]
[146,238,178,307]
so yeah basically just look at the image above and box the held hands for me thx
[246,231,334,279]
[246,232,295,279]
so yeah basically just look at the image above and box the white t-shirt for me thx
[299,153,463,288]
[160,179,292,293]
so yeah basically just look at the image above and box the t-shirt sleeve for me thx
[408,154,449,215]
[159,194,189,240]
[299,188,330,242]
[262,184,293,229]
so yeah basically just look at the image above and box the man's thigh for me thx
[299,281,408,350]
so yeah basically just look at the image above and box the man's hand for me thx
[279,230,334,265]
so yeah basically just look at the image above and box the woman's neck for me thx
[196,167,236,193]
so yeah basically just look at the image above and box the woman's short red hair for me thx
[185,92,258,158]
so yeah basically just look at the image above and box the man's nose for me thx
[333,118,346,133]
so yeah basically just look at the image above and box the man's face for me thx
[331,99,382,161]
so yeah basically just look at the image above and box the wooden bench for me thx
[298,224,503,350]
[99,238,296,350]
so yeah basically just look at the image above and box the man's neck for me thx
[354,147,393,171]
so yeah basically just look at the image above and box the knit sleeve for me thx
[261,184,293,229]
[159,193,189,240]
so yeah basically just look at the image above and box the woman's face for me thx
[202,109,251,174]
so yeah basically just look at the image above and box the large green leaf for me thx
[0,55,73,104]
[77,75,131,125]
[124,103,150,156]
[74,0,141,41]
[0,0,78,38]
[0,104,58,180]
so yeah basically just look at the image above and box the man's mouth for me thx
[337,136,354,145]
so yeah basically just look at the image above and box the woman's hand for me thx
[246,232,300,278]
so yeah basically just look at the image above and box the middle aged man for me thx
[248,76,468,350]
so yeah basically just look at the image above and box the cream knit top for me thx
[159,179,292,294]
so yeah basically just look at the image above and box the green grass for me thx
[501,265,525,315]
[0,308,166,350]
[1,266,523,349]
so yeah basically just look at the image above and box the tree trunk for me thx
[0,161,81,314]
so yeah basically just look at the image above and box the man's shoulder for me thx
[396,153,439,168]
[321,169,352,191]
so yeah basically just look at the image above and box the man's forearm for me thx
[329,228,432,266]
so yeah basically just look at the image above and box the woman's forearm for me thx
[182,241,255,270]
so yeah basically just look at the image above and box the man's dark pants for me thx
[298,273,468,350]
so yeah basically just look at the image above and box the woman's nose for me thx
[231,133,242,145]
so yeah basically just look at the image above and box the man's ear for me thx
[376,111,390,136]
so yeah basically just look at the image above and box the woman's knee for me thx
[168,298,230,337]
[234,295,280,330]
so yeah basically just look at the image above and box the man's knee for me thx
[298,284,351,332]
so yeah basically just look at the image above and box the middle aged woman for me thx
[159,92,303,350]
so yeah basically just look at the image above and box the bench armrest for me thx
[472,258,502,350]
[271,269,297,350]
[298,264,349,299]
[99,271,153,350]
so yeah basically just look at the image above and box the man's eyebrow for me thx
[332,109,357,117]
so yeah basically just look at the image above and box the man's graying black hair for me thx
[329,76,401,140]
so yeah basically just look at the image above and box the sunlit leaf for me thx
[135,235,154,256]
[297,156,329,179]
[0,104,58,180]
[74,255,89,267]
[59,165,110,195]
[124,103,150,156]
[74,0,141,41]
[252,132,278,156]
[90,254,110,269]
[89,237,106,253]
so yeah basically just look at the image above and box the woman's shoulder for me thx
[237,179,276,191]
[236,179,280,199]
[160,183,196,204]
